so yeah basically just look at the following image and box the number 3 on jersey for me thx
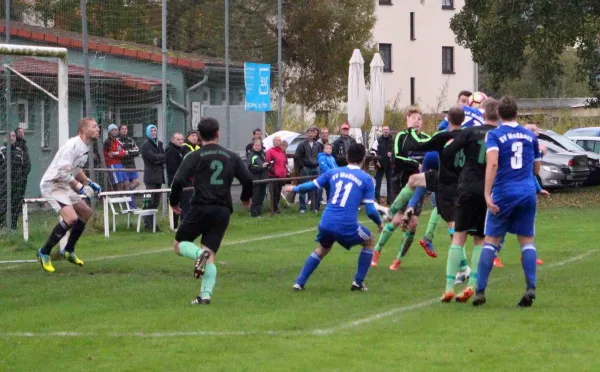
[331,181,353,207]
[511,142,523,169]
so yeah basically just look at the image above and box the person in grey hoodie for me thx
[332,122,356,167]
[141,124,165,230]
[294,127,322,213]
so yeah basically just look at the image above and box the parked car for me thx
[564,127,600,137]
[263,130,341,171]
[539,129,600,185]
[537,140,590,188]
[567,136,600,155]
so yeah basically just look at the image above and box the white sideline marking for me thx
[1,249,596,339]
[0,226,320,270]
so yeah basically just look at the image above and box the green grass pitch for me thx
[1,187,600,371]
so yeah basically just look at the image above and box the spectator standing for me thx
[118,124,141,207]
[318,127,330,146]
[0,131,26,229]
[181,130,201,156]
[294,127,322,213]
[374,126,394,205]
[141,124,166,230]
[318,142,338,202]
[332,122,356,167]
[266,136,288,214]
[13,128,30,218]
[166,133,185,228]
[248,140,269,217]
[103,124,127,191]
[245,128,265,158]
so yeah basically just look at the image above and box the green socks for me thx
[200,263,217,299]
[179,241,203,260]
[446,244,463,291]
[375,223,396,252]
[467,245,482,287]
[179,241,217,300]
[396,230,416,259]
[389,186,415,215]
[423,207,441,241]
[458,246,469,272]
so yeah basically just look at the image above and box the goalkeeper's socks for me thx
[389,186,414,215]
[296,252,321,286]
[200,263,217,299]
[63,218,87,253]
[179,241,203,260]
[423,208,441,241]
[407,186,427,209]
[521,244,537,290]
[354,248,373,284]
[41,220,72,255]
[476,243,498,293]
[397,230,416,259]
[467,245,482,287]
[375,223,395,252]
[445,245,463,291]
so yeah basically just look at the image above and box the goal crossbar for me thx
[0,43,69,147]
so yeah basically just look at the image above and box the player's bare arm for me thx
[485,150,499,214]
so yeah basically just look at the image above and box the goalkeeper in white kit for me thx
[36,117,102,272]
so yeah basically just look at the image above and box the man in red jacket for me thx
[266,136,288,214]
[103,124,128,190]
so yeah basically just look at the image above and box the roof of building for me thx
[0,21,241,70]
[517,98,595,109]
[4,57,162,92]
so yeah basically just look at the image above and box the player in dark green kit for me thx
[170,118,254,305]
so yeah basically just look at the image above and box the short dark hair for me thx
[347,143,366,164]
[447,105,465,127]
[498,96,518,121]
[119,124,128,130]
[481,98,499,121]
[253,128,262,135]
[458,90,472,99]
[198,118,220,141]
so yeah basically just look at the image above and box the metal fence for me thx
[0,0,284,232]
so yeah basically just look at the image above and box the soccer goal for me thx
[0,44,70,262]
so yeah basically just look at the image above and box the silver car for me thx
[538,140,590,188]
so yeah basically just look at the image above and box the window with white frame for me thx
[17,99,29,129]
[442,0,454,10]
[40,100,50,148]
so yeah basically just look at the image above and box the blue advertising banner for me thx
[244,62,271,112]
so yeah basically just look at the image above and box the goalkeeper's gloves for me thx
[88,180,102,196]
[76,183,95,201]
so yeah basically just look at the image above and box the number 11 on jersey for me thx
[331,181,353,207]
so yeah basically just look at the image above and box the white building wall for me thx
[373,0,476,113]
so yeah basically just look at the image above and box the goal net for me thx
[0,44,70,257]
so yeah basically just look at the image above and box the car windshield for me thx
[543,132,587,153]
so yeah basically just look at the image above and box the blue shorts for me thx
[316,224,371,250]
[108,164,127,185]
[484,193,536,238]
[125,171,139,182]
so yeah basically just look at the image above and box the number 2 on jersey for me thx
[210,160,224,185]
[511,142,523,169]
[331,181,353,207]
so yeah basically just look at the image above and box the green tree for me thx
[450,0,600,101]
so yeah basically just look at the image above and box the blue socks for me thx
[476,243,498,293]
[408,186,427,208]
[521,244,537,290]
[296,252,321,286]
[354,248,374,285]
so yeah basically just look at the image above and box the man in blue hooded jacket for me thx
[141,124,166,230]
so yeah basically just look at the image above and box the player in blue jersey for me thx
[438,91,484,131]
[283,143,384,292]
[473,96,542,307]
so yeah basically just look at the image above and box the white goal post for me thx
[0,43,69,147]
